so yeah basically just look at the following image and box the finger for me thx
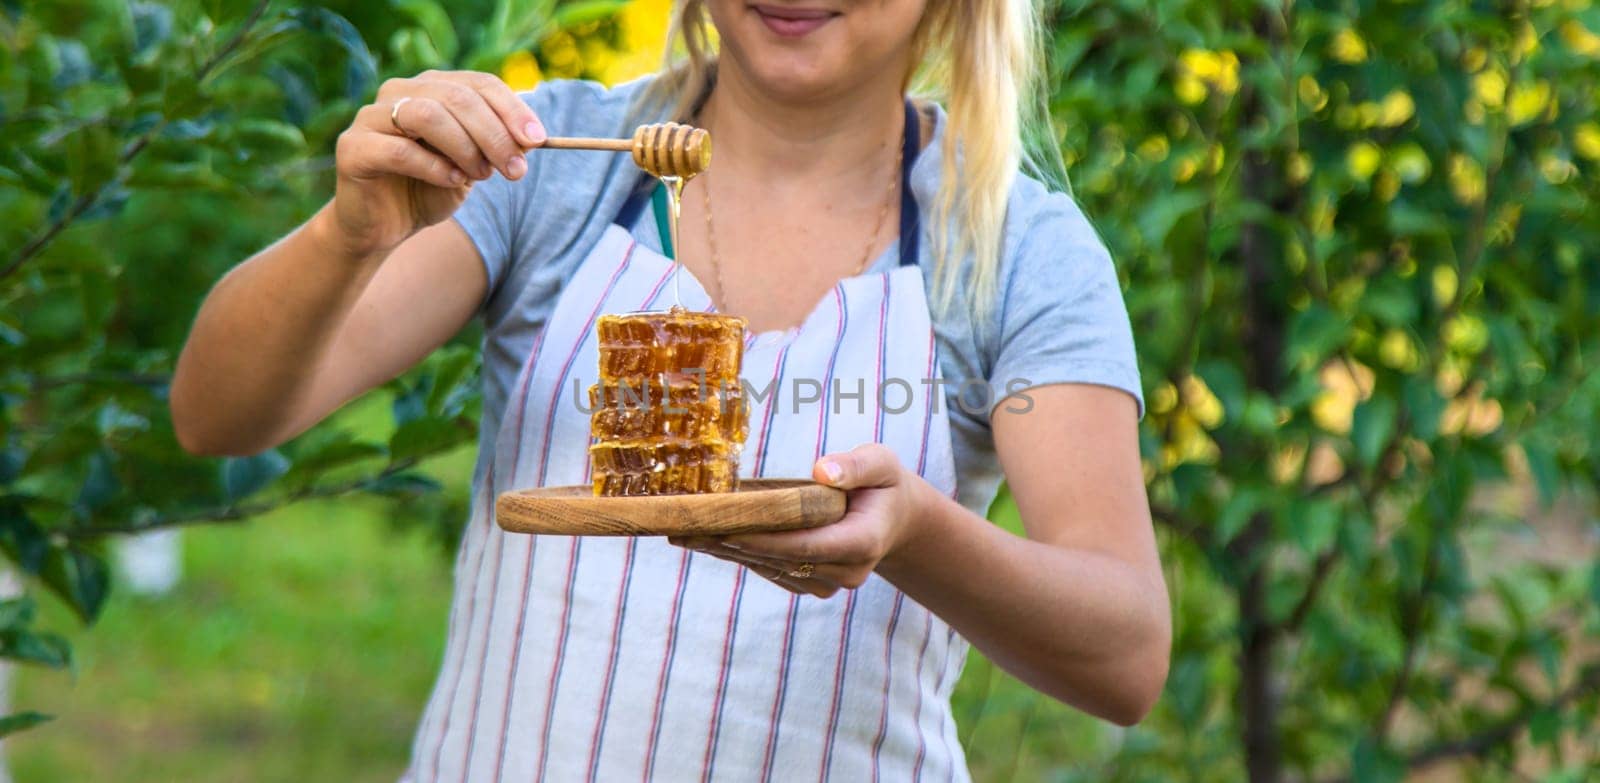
[691,543,813,576]
[720,518,878,564]
[759,567,837,598]
[691,545,811,595]
[339,131,466,189]
[705,545,836,581]
[814,443,904,490]
[692,546,845,596]
[708,539,873,590]
[422,80,529,179]
[463,71,547,148]
[373,100,492,180]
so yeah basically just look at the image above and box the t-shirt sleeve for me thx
[451,82,566,301]
[988,194,1144,417]
[453,160,525,298]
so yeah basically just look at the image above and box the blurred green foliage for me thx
[3,0,1599,780]
[1038,0,1600,779]
[0,0,618,736]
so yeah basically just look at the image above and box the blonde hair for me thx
[644,0,1063,316]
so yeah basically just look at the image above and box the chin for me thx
[741,58,852,102]
[711,1,905,103]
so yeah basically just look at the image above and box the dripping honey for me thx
[660,175,686,308]
[586,125,750,497]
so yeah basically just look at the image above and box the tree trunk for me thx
[1231,3,1297,780]
[1236,517,1281,783]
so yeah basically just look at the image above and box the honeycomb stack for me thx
[589,307,749,496]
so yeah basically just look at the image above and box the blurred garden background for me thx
[2,0,1599,780]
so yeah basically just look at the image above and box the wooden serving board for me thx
[495,479,847,537]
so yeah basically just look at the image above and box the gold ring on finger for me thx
[787,562,815,579]
[390,97,415,137]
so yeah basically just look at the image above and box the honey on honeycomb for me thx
[589,307,748,496]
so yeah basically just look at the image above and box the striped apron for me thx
[404,102,967,782]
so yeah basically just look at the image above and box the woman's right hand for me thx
[321,70,546,260]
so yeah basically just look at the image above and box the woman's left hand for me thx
[668,443,929,598]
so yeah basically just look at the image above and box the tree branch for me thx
[1405,663,1600,770]
[1315,663,1600,783]
[1376,532,1441,740]
[28,372,170,391]
[1280,549,1337,632]
[1235,513,1281,783]
[1150,503,1212,549]
[1277,429,1407,635]
[61,458,421,539]
[0,0,272,281]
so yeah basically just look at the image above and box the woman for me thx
[171,0,1170,779]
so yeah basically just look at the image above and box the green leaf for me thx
[1290,497,1339,555]
[0,712,53,738]
[226,118,306,154]
[1589,560,1600,607]
[1239,395,1279,435]
[1216,485,1263,544]
[1529,706,1560,746]
[127,161,231,190]
[220,450,290,501]
[1135,189,1210,248]
[215,8,377,96]
[426,348,477,416]
[1284,304,1349,371]
[41,545,110,624]
[392,377,431,425]
[95,402,149,436]
[0,596,35,630]
[1196,360,1246,422]
[1351,737,1404,783]
[370,472,443,497]
[130,1,175,57]
[284,439,388,487]
[1352,394,1398,468]
[393,0,460,62]
[0,629,71,668]
[1388,203,1449,236]
[75,449,119,512]
[1164,653,1208,725]
[1360,275,1417,327]
[1403,374,1445,443]
[1521,440,1559,510]
[1533,633,1562,687]
[552,0,628,28]
[204,0,263,22]
[0,499,49,574]
[1168,463,1210,511]
[389,28,446,70]
[282,8,377,98]
[388,417,462,462]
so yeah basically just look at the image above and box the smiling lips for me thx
[752,4,838,37]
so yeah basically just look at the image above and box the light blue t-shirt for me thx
[454,77,1142,516]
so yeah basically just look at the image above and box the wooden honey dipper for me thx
[539,122,711,178]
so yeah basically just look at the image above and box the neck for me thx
[698,64,905,186]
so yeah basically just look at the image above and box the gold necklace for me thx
[698,127,906,314]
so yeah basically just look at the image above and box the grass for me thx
[5,493,455,783]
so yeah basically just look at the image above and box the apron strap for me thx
[613,97,926,267]
[649,185,674,258]
[898,98,922,267]
[614,176,656,240]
